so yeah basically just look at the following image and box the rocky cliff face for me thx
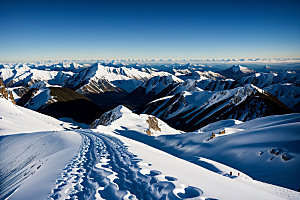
[0,78,15,104]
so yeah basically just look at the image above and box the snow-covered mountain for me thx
[0,62,166,95]
[124,75,184,108]
[16,82,104,124]
[196,79,234,91]
[178,70,225,81]
[264,83,300,111]
[66,62,154,94]
[0,66,74,87]
[1,62,299,113]
[138,84,291,131]
[219,65,256,79]
[231,71,300,88]
[2,110,299,200]
[196,71,300,111]
[90,105,182,136]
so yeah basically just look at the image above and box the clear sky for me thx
[0,0,300,61]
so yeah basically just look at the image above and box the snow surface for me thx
[0,131,81,199]
[198,119,243,133]
[0,98,68,135]
[89,111,300,199]
[148,114,300,191]
[91,105,182,136]
[1,83,300,200]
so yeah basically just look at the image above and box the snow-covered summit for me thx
[29,81,49,89]
[219,65,256,79]
[90,105,130,126]
[142,75,183,94]
[231,65,255,73]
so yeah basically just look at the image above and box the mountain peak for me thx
[219,65,255,79]
[231,65,255,73]
[90,105,131,127]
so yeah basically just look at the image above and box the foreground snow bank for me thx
[92,130,299,200]
[0,98,71,135]
[155,113,300,191]
[0,131,81,199]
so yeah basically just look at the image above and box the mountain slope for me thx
[17,85,104,124]
[0,66,74,87]
[228,71,300,92]
[90,104,300,195]
[139,84,291,131]
[67,62,153,94]
[91,105,182,136]
[195,71,300,111]
[150,113,300,191]
[0,97,70,136]
[263,83,300,111]
[126,75,186,109]
[219,65,255,79]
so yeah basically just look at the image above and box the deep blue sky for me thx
[0,0,300,61]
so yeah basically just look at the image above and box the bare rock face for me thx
[90,105,125,128]
[0,78,15,104]
[145,116,161,136]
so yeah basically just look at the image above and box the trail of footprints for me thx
[50,136,90,200]
[50,130,216,200]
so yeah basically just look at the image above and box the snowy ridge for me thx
[233,71,300,89]
[232,65,255,73]
[70,63,153,93]
[1,62,299,113]
[178,70,225,81]
[89,109,300,199]
[91,105,182,136]
[198,119,243,133]
[142,75,183,95]
[219,65,256,79]
[0,97,74,135]
[0,66,73,87]
[195,71,300,110]
[139,84,290,131]
[68,62,183,94]
[90,105,126,126]
[264,84,300,111]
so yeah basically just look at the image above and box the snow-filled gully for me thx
[49,130,211,200]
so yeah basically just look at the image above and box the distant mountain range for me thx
[1,62,299,129]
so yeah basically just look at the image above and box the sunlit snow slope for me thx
[1,97,299,200]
